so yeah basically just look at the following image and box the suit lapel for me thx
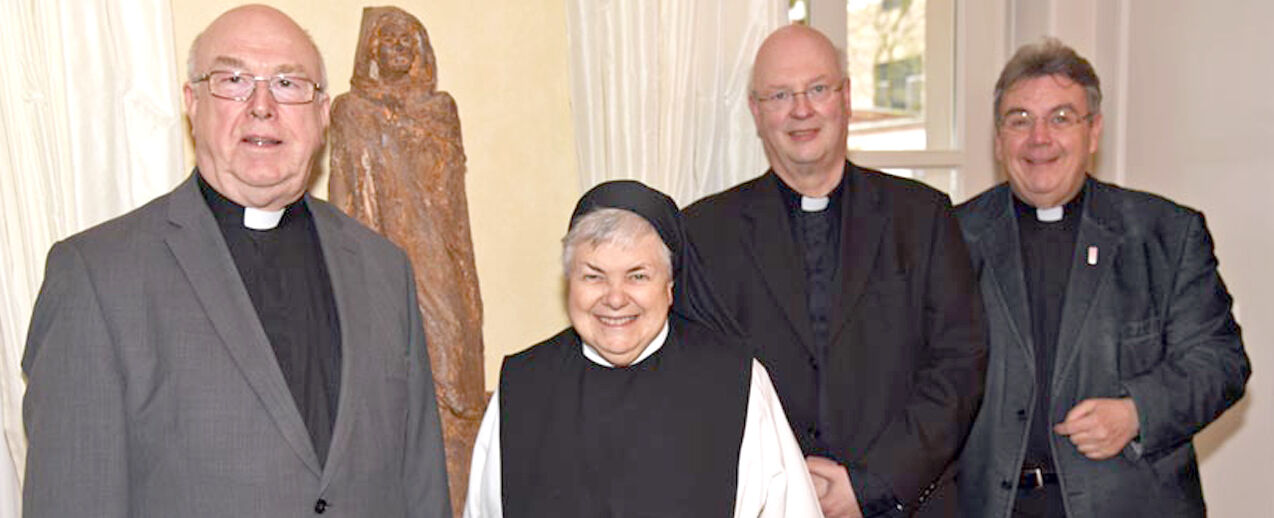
[162,176,322,475]
[1053,180,1122,392]
[830,164,887,340]
[976,189,1036,370]
[742,173,818,356]
[309,200,365,488]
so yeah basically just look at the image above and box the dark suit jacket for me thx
[684,162,987,517]
[955,178,1250,517]
[22,174,451,517]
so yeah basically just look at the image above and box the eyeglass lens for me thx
[207,72,316,104]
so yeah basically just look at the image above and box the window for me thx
[874,56,923,111]
[790,0,1004,201]
[846,0,936,152]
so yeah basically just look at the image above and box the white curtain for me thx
[0,0,184,513]
[566,0,787,206]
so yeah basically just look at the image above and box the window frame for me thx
[805,0,1006,202]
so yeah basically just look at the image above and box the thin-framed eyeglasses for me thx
[998,107,1094,134]
[191,70,324,105]
[754,83,844,112]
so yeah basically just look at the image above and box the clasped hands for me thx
[806,456,862,518]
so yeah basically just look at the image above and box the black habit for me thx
[499,315,750,517]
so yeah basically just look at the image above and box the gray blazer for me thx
[955,178,1249,517]
[22,175,451,517]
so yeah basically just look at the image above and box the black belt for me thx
[1018,467,1059,490]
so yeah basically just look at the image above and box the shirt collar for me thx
[196,172,307,231]
[581,320,670,368]
[1012,183,1086,224]
[774,169,845,215]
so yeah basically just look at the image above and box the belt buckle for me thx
[1024,467,1044,490]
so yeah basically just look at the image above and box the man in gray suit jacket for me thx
[22,5,450,517]
[956,38,1249,517]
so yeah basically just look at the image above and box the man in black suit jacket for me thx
[683,25,987,518]
[955,38,1248,518]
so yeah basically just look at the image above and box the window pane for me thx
[846,0,954,151]
[789,0,810,23]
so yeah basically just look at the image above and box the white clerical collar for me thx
[243,207,285,230]
[1035,205,1064,223]
[581,321,670,368]
[801,196,830,212]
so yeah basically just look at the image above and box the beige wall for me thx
[171,0,578,386]
[1011,0,1273,514]
[173,4,1271,513]
[1121,2,1273,514]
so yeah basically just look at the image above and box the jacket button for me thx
[1016,409,1027,421]
[1001,479,1013,490]
[314,499,328,514]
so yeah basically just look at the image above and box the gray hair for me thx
[562,208,672,276]
[994,37,1101,121]
[186,25,329,91]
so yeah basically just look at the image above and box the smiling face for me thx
[749,25,851,195]
[995,74,1102,208]
[567,230,674,367]
[184,6,330,210]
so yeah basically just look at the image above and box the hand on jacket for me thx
[807,456,862,518]
[1054,397,1140,460]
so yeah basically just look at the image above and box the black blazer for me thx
[684,162,987,517]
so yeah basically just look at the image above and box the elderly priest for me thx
[464,181,821,517]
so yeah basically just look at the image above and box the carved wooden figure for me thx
[329,7,484,514]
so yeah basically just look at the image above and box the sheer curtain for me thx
[566,0,786,206]
[0,0,184,513]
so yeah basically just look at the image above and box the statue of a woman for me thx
[329,8,483,513]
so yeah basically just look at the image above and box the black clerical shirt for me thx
[198,175,342,465]
[774,174,844,456]
[1013,187,1084,471]
[774,175,844,358]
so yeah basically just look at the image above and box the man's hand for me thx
[806,456,862,518]
[1054,397,1139,460]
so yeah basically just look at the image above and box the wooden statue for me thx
[329,7,484,514]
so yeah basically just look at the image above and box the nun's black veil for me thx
[569,180,744,338]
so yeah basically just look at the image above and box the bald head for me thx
[751,25,844,93]
[748,24,851,196]
[187,4,326,88]
[183,4,332,211]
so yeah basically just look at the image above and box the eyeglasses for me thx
[999,107,1094,134]
[754,83,844,112]
[191,70,324,104]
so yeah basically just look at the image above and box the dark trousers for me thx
[1012,482,1065,518]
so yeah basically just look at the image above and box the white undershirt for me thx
[462,322,824,518]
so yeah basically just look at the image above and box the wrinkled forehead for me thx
[752,32,841,89]
[588,233,672,272]
[1001,74,1089,112]
[197,16,322,79]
